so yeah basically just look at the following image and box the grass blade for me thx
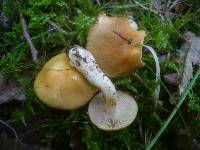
[145,67,200,150]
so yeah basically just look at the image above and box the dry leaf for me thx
[179,32,200,94]
[0,132,49,150]
[0,73,25,104]
[151,0,181,20]
[151,0,167,11]
[164,73,181,85]
[0,73,7,91]
[0,132,17,150]
[192,139,200,150]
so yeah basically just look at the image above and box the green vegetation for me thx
[0,0,200,149]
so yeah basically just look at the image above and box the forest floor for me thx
[0,0,200,150]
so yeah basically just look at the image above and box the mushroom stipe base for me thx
[88,91,138,131]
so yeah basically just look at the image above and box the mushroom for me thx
[68,46,138,131]
[86,14,161,98]
[34,52,97,110]
[86,14,146,77]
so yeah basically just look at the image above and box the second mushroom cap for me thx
[86,14,146,77]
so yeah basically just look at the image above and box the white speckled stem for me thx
[68,46,117,116]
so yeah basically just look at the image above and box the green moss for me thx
[1,0,200,149]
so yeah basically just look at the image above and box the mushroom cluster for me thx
[34,14,151,131]
[68,46,138,131]
[34,46,138,131]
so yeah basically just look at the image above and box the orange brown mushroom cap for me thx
[86,14,146,77]
[34,53,97,110]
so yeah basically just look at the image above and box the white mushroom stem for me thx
[128,18,160,99]
[128,16,138,31]
[143,45,160,100]
[68,46,117,117]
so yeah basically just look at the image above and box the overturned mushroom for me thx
[87,14,160,99]
[34,52,97,110]
[86,14,146,77]
[68,46,138,131]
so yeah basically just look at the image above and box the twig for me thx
[19,120,88,138]
[105,4,138,8]
[48,20,69,35]
[138,120,144,141]
[0,120,18,150]
[19,13,39,64]
[0,13,10,31]
[0,0,17,31]
[193,139,200,149]
[133,1,165,21]
[169,0,181,9]
[134,73,151,92]
[134,1,158,14]
[95,0,101,6]
[113,30,133,45]
[167,0,172,8]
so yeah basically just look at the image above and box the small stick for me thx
[0,120,18,150]
[48,21,68,35]
[112,30,133,45]
[95,0,101,6]
[134,1,165,20]
[169,0,180,9]
[20,13,39,64]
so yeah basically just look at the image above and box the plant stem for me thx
[145,67,200,150]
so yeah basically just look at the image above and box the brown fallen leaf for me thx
[151,0,182,20]
[174,3,185,14]
[192,139,200,150]
[0,132,49,150]
[179,33,199,91]
[178,32,200,94]
[164,73,181,85]
[0,73,25,104]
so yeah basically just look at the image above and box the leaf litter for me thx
[163,32,200,96]
[178,32,200,94]
[0,73,25,105]
[151,0,184,20]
